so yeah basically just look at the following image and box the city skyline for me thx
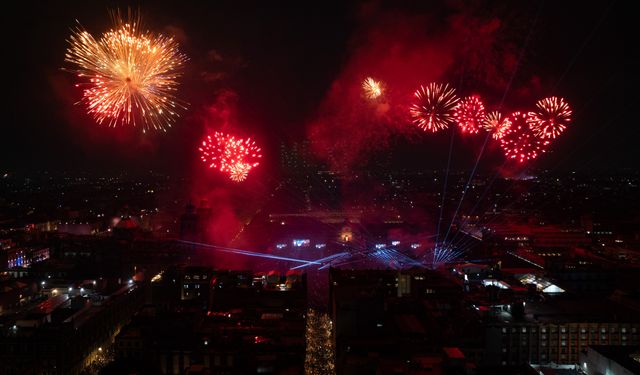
[2,2,638,375]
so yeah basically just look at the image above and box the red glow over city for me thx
[7,2,631,373]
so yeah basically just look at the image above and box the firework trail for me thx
[454,95,486,134]
[500,112,550,163]
[482,111,512,140]
[65,10,187,132]
[199,132,262,182]
[410,83,459,132]
[528,96,572,139]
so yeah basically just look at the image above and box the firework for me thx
[410,83,459,132]
[454,95,486,134]
[228,163,251,182]
[482,111,512,140]
[65,11,187,132]
[500,112,550,163]
[528,96,572,139]
[362,77,383,99]
[199,132,262,182]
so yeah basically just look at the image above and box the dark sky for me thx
[4,0,634,176]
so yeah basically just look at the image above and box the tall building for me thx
[482,298,640,367]
[179,201,212,243]
[329,268,470,374]
[179,202,198,241]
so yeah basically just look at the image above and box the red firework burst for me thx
[198,132,262,182]
[410,83,459,132]
[454,95,486,134]
[482,111,512,140]
[528,96,572,139]
[500,112,550,163]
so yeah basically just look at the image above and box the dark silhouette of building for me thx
[180,202,199,242]
[111,268,307,374]
[179,201,213,243]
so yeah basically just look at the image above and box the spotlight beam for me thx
[178,240,320,265]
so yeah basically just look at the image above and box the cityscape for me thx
[2,1,635,375]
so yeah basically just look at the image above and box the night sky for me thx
[5,0,633,177]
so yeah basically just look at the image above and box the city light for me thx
[292,239,310,247]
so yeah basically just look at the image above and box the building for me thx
[579,345,640,375]
[329,268,472,374]
[179,201,213,243]
[112,268,307,374]
[482,297,640,367]
[0,281,147,375]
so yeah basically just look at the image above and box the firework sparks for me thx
[228,162,251,182]
[482,111,512,140]
[199,132,262,182]
[500,112,550,163]
[362,77,383,99]
[454,95,486,134]
[65,11,187,132]
[528,96,572,139]
[410,83,460,132]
